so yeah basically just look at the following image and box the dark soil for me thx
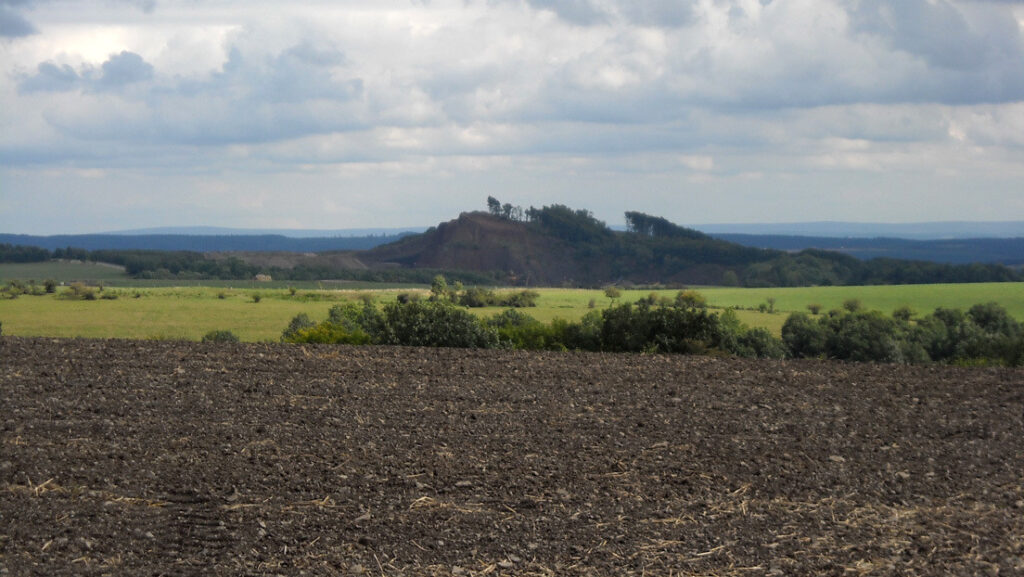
[2,337,1022,576]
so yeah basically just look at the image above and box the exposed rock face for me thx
[362,212,584,285]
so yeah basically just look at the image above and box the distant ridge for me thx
[692,221,1024,240]
[0,233,415,253]
[103,226,428,238]
[712,234,1024,266]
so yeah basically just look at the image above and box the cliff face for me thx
[362,212,585,285]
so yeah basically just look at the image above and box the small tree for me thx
[843,298,863,313]
[765,297,776,313]
[282,313,317,341]
[807,303,822,315]
[604,286,622,302]
[44,279,57,294]
[430,275,449,301]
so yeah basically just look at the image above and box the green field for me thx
[2,281,1021,343]
[0,287,417,342]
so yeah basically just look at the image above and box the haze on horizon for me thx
[2,0,1023,235]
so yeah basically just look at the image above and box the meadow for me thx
[2,259,1021,341]
[2,279,1022,342]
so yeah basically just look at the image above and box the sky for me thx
[1,0,1023,234]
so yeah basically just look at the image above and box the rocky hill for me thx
[361,212,583,285]
[357,206,1022,287]
[360,208,773,286]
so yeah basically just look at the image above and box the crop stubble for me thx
[1,337,1022,576]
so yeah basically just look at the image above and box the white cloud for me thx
[0,0,1022,233]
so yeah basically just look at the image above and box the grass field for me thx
[3,281,1021,342]
[2,260,1021,342]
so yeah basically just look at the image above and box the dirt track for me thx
[2,337,1023,576]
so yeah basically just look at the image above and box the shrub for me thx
[675,290,707,309]
[377,300,498,348]
[501,290,540,308]
[327,302,383,335]
[282,313,317,342]
[782,313,829,359]
[827,311,902,363]
[459,287,495,308]
[202,330,240,343]
[44,279,57,294]
[60,282,97,300]
[396,292,421,304]
[892,305,915,322]
[252,293,262,303]
[807,303,822,315]
[284,323,371,345]
[600,301,720,354]
[557,311,602,352]
[735,327,788,359]
[488,309,557,350]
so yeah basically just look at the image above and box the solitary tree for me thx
[604,286,622,303]
[430,275,449,301]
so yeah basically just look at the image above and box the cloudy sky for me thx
[2,0,1023,234]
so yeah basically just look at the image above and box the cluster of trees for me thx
[0,243,50,263]
[2,279,57,298]
[425,275,539,308]
[281,284,1023,366]
[783,301,1023,365]
[280,291,791,359]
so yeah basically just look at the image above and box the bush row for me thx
[783,302,1023,366]
[281,297,790,359]
[282,295,1024,366]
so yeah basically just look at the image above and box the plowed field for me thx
[2,337,1023,576]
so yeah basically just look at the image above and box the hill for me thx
[359,205,1021,287]
[360,207,776,286]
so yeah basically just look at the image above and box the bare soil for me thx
[2,337,1022,576]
